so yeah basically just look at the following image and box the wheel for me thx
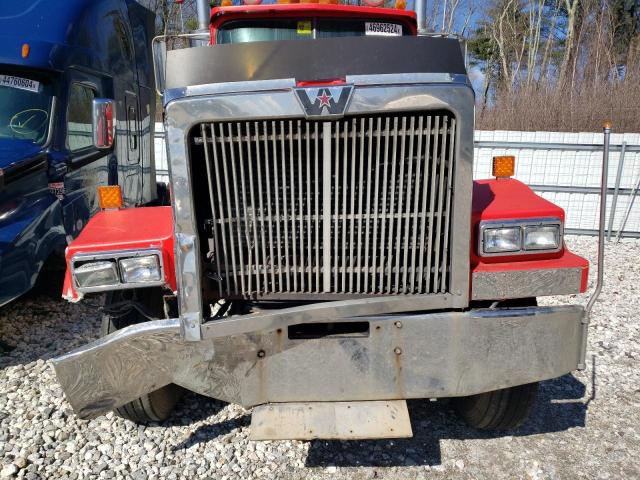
[101,288,182,423]
[453,382,539,430]
[453,297,539,430]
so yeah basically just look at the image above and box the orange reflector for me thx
[21,44,30,59]
[492,156,516,178]
[98,186,123,210]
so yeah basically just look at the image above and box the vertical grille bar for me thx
[200,124,223,293]
[322,122,332,293]
[394,117,407,293]
[209,123,231,293]
[198,111,455,298]
[433,116,448,292]
[280,120,291,292]
[246,122,261,294]
[348,118,357,293]
[370,117,382,294]
[289,120,298,291]
[386,117,399,293]
[409,116,424,292]
[271,121,283,291]
[378,117,390,293]
[402,116,416,292]
[333,121,340,291]
[425,116,440,293]
[356,118,366,292]
[254,122,268,290]
[341,120,348,291]
[417,116,432,293]
[226,123,246,293]
[363,117,374,293]
[440,118,456,292]
[306,122,313,290]
[236,122,252,295]
[298,120,305,292]
[262,121,276,291]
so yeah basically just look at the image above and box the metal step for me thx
[250,400,413,441]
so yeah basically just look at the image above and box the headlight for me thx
[71,250,164,292]
[479,219,562,256]
[524,225,560,250]
[483,227,521,253]
[119,255,162,284]
[74,261,119,288]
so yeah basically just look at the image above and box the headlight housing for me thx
[479,219,562,256]
[72,250,164,292]
[483,227,521,253]
[73,261,119,289]
[523,225,561,251]
[119,256,162,284]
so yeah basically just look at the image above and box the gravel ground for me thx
[0,236,638,480]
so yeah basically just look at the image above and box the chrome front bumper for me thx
[53,305,587,419]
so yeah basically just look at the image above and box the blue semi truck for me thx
[0,0,157,306]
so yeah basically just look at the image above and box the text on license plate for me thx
[365,22,403,36]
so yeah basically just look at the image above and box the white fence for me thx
[154,123,640,237]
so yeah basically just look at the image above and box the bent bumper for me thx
[53,305,587,419]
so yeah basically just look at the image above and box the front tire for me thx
[453,382,539,430]
[101,288,182,423]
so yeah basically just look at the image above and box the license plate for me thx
[0,75,40,93]
[365,22,403,37]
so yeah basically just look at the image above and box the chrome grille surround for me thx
[195,113,457,299]
[165,75,475,341]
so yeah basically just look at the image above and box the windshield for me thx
[0,73,53,146]
[217,18,410,44]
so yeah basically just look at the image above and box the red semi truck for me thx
[51,1,606,440]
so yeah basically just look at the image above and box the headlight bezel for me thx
[478,218,563,257]
[71,249,165,293]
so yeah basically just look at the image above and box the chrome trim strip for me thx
[472,267,583,301]
[52,305,585,418]
[346,72,456,85]
[164,79,296,105]
[70,249,166,294]
[163,74,471,105]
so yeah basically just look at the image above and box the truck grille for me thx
[196,112,457,298]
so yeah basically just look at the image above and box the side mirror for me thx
[92,99,115,150]
[152,36,168,95]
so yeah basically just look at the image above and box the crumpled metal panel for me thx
[52,305,585,419]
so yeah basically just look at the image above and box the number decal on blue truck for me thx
[0,75,40,93]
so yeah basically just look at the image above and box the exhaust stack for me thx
[414,0,426,34]
[195,0,210,32]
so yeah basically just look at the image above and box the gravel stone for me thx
[0,464,18,478]
[0,236,638,479]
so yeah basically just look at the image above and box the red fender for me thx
[62,207,176,301]
[471,179,588,293]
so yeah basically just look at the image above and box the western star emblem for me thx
[294,85,354,118]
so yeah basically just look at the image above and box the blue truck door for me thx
[62,71,112,237]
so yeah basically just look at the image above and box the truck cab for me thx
[52,1,598,439]
[0,0,156,306]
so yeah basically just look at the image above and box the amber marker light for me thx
[21,44,30,58]
[492,155,516,178]
[97,186,123,210]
